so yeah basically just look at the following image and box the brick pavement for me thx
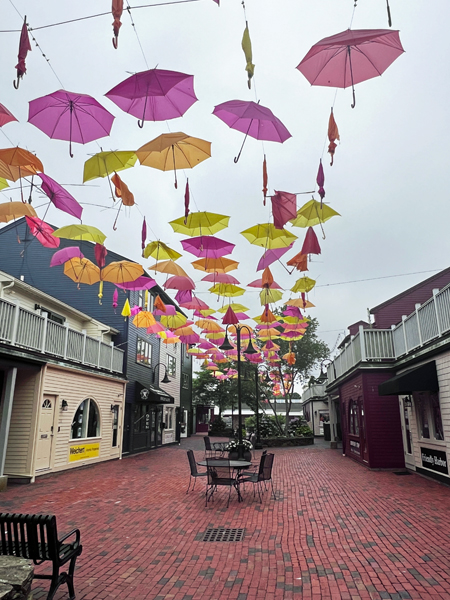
[1,435,450,600]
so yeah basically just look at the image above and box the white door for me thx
[181,410,188,438]
[35,396,56,471]
[399,396,415,470]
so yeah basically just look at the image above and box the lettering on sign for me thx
[420,447,448,475]
[69,443,100,462]
[350,439,360,455]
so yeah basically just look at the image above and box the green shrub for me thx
[209,417,227,435]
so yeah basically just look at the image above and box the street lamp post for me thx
[254,367,263,450]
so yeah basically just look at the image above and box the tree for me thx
[192,363,238,417]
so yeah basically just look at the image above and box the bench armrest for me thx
[59,528,81,546]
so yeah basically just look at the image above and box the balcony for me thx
[0,297,124,374]
[327,283,450,384]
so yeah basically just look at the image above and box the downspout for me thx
[1,280,14,298]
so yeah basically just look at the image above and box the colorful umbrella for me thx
[160,313,187,330]
[0,103,17,127]
[37,173,83,220]
[181,236,235,258]
[195,318,224,332]
[257,243,294,271]
[53,224,106,245]
[260,289,283,305]
[297,28,404,108]
[301,227,321,256]
[328,108,340,165]
[241,23,255,89]
[136,133,211,188]
[64,258,100,285]
[201,273,240,284]
[105,69,197,127]
[286,251,308,272]
[164,275,195,290]
[191,257,239,273]
[290,199,340,228]
[14,17,31,89]
[247,277,281,289]
[0,147,43,182]
[50,247,84,267]
[25,216,60,248]
[179,296,209,311]
[83,150,137,202]
[116,276,156,291]
[213,99,291,162]
[28,90,115,157]
[143,241,182,261]
[271,191,297,230]
[101,261,143,284]
[148,260,188,277]
[241,223,297,249]
[0,179,8,191]
[112,0,123,48]
[209,283,245,297]
[169,211,230,237]
[217,303,249,313]
[0,201,36,223]
[287,297,315,309]
[133,311,157,328]
[291,276,316,293]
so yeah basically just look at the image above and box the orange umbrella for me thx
[191,257,239,273]
[0,201,36,223]
[327,108,340,165]
[133,311,156,328]
[112,0,123,48]
[148,260,188,277]
[286,251,308,272]
[0,147,43,181]
[63,258,100,285]
[287,297,315,308]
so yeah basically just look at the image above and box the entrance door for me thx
[180,409,188,438]
[35,395,56,470]
[400,396,415,470]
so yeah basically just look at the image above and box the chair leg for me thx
[270,479,276,500]
[186,476,192,494]
[67,553,79,600]
[257,481,262,503]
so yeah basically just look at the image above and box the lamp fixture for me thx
[61,399,68,411]
[218,333,233,352]
[110,404,116,412]
[152,362,171,385]
[243,337,258,355]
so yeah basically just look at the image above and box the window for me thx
[165,407,174,430]
[416,392,444,441]
[112,406,119,447]
[71,399,100,440]
[182,372,189,389]
[167,355,176,377]
[137,291,154,311]
[137,338,152,366]
[349,400,359,435]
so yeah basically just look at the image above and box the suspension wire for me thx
[126,1,149,69]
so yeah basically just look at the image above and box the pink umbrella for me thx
[112,0,123,49]
[316,160,325,202]
[28,90,115,157]
[147,322,166,334]
[164,275,196,290]
[234,312,250,320]
[178,332,201,345]
[175,290,192,305]
[154,305,176,316]
[50,246,84,267]
[0,103,17,127]
[116,276,156,291]
[271,190,297,230]
[179,297,209,311]
[247,278,282,289]
[198,340,215,350]
[213,99,291,162]
[37,173,83,219]
[181,235,235,258]
[14,18,31,89]
[25,216,60,248]
[222,306,239,325]
[201,273,240,284]
[297,28,404,108]
[105,68,197,128]
[301,227,321,256]
[257,243,294,271]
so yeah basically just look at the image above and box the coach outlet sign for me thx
[420,447,449,475]
[69,442,100,462]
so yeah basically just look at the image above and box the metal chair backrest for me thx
[204,437,213,451]
[262,453,274,482]
[0,513,59,561]
[256,453,267,479]
[206,458,233,485]
[187,450,199,476]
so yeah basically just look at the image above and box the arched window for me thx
[71,399,100,440]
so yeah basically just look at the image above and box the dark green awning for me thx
[378,361,438,396]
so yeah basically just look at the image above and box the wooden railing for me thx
[327,283,450,383]
[0,298,124,374]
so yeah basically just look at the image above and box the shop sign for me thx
[420,447,448,475]
[69,442,100,462]
[350,439,360,454]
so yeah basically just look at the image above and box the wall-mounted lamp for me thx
[61,399,68,412]
[111,404,116,412]
[152,362,171,384]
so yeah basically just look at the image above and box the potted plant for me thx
[225,439,253,461]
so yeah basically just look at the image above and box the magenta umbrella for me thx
[0,103,17,127]
[50,246,84,267]
[181,235,235,258]
[25,216,60,249]
[37,173,83,220]
[213,100,291,162]
[271,190,297,230]
[179,296,209,311]
[257,243,294,271]
[164,275,196,290]
[175,289,192,305]
[116,276,156,291]
[178,332,201,345]
[201,273,240,284]
[28,90,115,157]
[297,29,404,108]
[14,18,31,89]
[247,278,282,289]
[105,69,197,128]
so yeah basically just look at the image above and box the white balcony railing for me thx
[0,298,124,374]
[327,283,450,384]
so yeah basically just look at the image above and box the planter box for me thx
[261,436,314,448]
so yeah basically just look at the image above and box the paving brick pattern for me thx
[1,436,450,600]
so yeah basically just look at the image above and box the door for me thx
[111,405,119,451]
[35,395,56,471]
[400,396,415,470]
[180,409,188,438]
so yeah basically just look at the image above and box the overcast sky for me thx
[1,0,449,358]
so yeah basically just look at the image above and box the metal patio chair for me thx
[205,458,241,508]
[239,452,276,502]
[186,449,207,493]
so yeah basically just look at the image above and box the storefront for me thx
[129,382,174,452]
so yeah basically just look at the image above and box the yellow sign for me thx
[69,443,100,462]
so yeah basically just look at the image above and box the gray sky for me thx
[1,0,449,357]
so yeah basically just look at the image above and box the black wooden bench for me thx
[0,513,82,600]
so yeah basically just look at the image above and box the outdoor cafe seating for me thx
[204,457,242,507]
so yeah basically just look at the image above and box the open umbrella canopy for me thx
[160,313,187,330]
[290,199,340,228]
[247,277,282,289]
[101,260,143,284]
[137,133,211,171]
[179,296,209,311]
[217,303,249,313]
[0,147,43,181]
[164,275,196,290]
[241,223,297,249]
[37,173,83,220]
[213,100,291,142]
[169,211,230,237]
[291,276,316,293]
[132,311,156,328]
[148,260,188,277]
[83,151,137,182]
[50,246,83,267]
[287,297,315,308]
[201,273,240,284]
[116,276,156,291]
[28,90,115,157]
[64,257,100,285]
[0,201,36,223]
[105,69,198,126]
[191,257,239,273]
[143,241,182,261]
[53,224,106,244]
[209,283,245,297]
[25,216,60,248]
[181,235,235,258]
[260,289,283,305]
[195,318,223,332]
[0,103,17,127]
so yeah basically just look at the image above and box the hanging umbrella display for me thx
[175,327,201,345]
[247,277,281,289]
[260,289,283,305]
[14,17,31,89]
[0,147,43,181]
[28,90,115,157]
[291,276,316,293]
[181,236,235,258]
[179,296,209,311]
[105,68,197,128]
[0,201,36,223]
[169,211,230,237]
[116,276,156,291]
[148,260,188,277]
[301,227,321,256]
[53,224,106,244]
[256,243,294,271]
[290,199,340,228]
[164,275,195,290]
[209,283,245,297]
[241,23,255,89]
[241,223,297,249]
[201,273,240,284]
[191,257,239,273]
[50,247,83,267]
[111,172,135,230]
[271,191,297,230]
[112,0,123,48]
[143,240,182,261]
[297,28,404,108]
[195,318,224,332]
[37,173,83,220]
[25,216,60,248]
[287,297,315,309]
[328,108,340,165]
[133,311,157,328]
[286,251,308,272]
[83,150,137,203]
[217,303,249,314]
[160,313,187,330]
[0,103,18,127]
[213,99,291,162]
[101,261,144,284]
[136,133,211,188]
[64,258,101,285]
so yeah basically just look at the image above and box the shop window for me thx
[71,399,100,440]
[167,355,176,377]
[416,392,444,441]
[165,407,174,430]
[137,338,152,366]
[349,400,359,435]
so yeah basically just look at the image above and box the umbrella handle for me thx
[172,145,178,188]
[112,35,119,49]
[137,118,144,128]
[386,0,392,26]
[351,86,356,109]
[13,76,20,90]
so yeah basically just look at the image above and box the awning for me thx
[135,381,174,404]
[378,361,439,396]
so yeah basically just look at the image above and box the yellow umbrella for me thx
[257,328,280,338]
[260,289,283,305]
[160,313,187,330]
[282,316,309,324]
[290,199,340,228]
[195,319,224,332]
[241,223,297,249]
[169,212,230,237]
[143,241,182,261]
[133,311,157,328]
[280,333,304,341]
[209,283,245,297]
[148,260,188,277]
[53,224,106,245]
[83,151,137,182]
[136,133,211,188]
[0,201,37,223]
[198,309,216,317]
[291,276,316,293]
[101,261,143,284]
[205,332,226,340]
[191,257,239,273]
[0,178,8,191]
[217,303,249,313]
[63,258,100,285]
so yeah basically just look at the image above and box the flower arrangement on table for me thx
[225,439,253,451]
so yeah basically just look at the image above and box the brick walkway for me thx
[1,436,450,600]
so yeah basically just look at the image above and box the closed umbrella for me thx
[14,17,31,89]
[37,173,83,220]
[25,216,60,248]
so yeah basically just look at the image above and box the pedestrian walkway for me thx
[1,436,450,600]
